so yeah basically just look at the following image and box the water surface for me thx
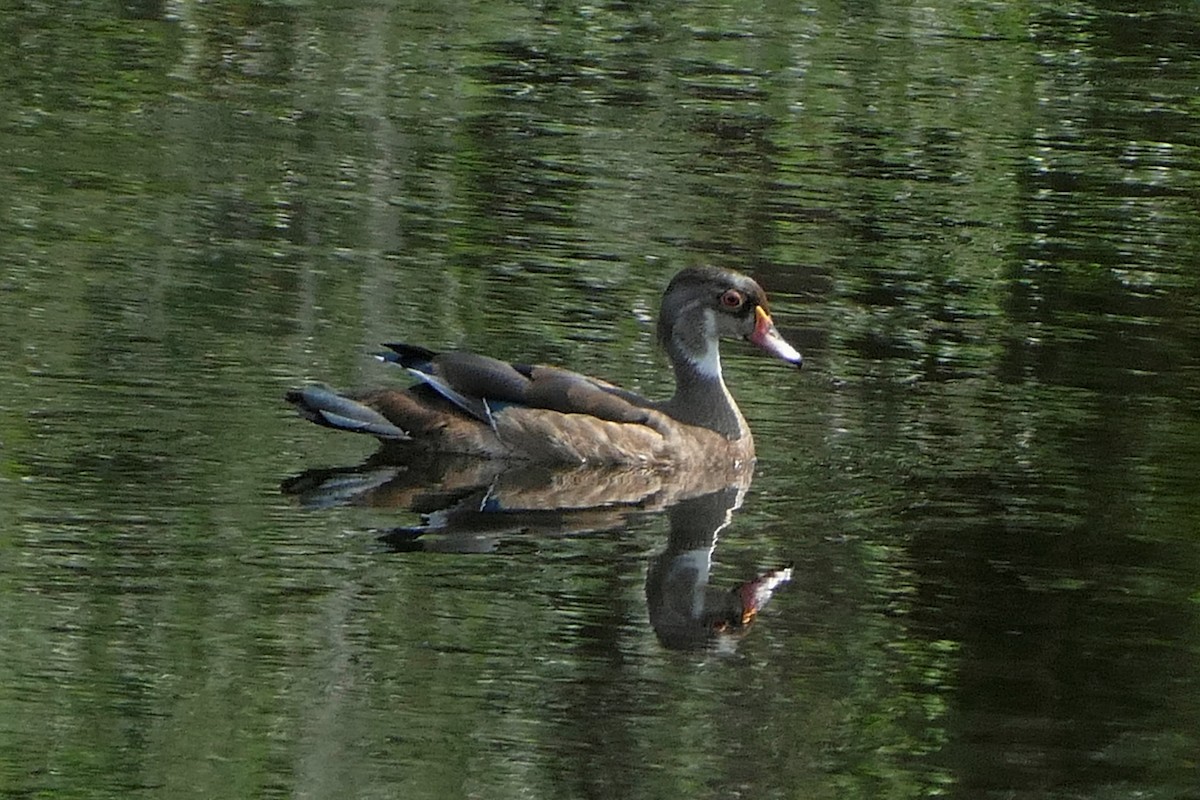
[2,1,1199,798]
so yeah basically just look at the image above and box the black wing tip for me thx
[379,342,437,367]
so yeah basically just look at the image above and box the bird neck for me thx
[662,337,748,440]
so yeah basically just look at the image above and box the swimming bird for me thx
[286,266,802,466]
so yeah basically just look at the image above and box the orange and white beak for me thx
[749,306,803,367]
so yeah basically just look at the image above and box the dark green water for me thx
[2,2,1199,798]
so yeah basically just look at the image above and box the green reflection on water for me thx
[2,0,1199,798]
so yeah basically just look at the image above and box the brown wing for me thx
[521,366,653,425]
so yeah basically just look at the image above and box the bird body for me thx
[287,266,802,467]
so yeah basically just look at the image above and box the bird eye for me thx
[720,289,745,309]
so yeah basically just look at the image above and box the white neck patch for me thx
[684,309,723,381]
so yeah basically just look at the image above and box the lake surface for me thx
[2,1,1199,798]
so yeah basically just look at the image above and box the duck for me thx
[286,266,802,466]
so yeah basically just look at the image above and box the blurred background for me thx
[1,1,1198,798]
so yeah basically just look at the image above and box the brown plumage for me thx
[286,266,802,467]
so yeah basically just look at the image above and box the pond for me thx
[2,1,1199,798]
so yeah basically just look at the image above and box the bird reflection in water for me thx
[646,485,792,651]
[282,456,792,651]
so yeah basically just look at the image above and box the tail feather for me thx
[286,385,410,440]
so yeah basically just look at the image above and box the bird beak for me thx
[749,306,803,367]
